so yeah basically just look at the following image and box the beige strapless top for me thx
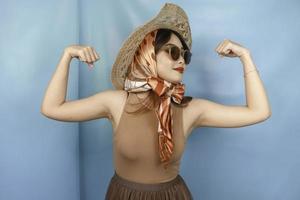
[113,91,187,184]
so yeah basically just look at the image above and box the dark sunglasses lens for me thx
[170,46,180,60]
[168,45,192,64]
[184,51,192,64]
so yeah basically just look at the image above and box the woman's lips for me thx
[174,67,184,73]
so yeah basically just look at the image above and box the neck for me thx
[136,90,152,98]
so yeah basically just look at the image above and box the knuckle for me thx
[79,51,85,56]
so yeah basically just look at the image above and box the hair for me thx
[154,28,189,55]
[125,28,193,115]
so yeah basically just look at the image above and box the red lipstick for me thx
[174,67,184,73]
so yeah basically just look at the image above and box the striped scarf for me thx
[124,29,186,169]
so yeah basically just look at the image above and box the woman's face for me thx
[156,33,186,84]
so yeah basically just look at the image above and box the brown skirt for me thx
[105,171,193,200]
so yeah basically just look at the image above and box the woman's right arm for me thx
[40,46,117,122]
[41,50,73,114]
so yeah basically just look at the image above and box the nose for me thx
[178,54,185,65]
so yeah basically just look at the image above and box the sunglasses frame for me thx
[160,44,192,64]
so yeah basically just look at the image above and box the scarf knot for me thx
[146,76,185,104]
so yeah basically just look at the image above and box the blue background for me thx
[1,0,299,199]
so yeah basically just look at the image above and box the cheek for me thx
[156,53,173,73]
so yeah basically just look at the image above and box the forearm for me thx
[41,50,72,112]
[240,52,271,116]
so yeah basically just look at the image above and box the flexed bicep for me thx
[189,98,271,129]
[41,90,115,122]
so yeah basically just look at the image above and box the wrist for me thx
[60,50,73,65]
[63,49,73,60]
[239,50,251,63]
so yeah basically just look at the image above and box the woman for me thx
[41,3,271,200]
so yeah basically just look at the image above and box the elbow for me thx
[260,110,272,121]
[40,106,50,117]
[267,109,272,118]
[40,108,57,120]
[265,107,272,118]
[40,105,54,117]
[250,108,272,122]
[40,104,46,115]
[251,106,272,120]
[40,103,48,115]
[40,102,62,117]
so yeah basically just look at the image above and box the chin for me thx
[172,79,182,84]
[171,72,183,83]
[159,71,183,84]
[167,77,183,84]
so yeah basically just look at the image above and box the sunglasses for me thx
[160,44,192,64]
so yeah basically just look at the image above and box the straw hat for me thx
[111,2,192,90]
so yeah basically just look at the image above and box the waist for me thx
[111,170,183,191]
[113,162,180,184]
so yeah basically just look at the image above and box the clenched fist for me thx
[215,39,250,58]
[65,45,100,69]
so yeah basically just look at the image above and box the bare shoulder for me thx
[104,89,128,130]
[182,97,205,138]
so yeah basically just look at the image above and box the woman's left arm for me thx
[239,50,271,116]
[186,39,271,130]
